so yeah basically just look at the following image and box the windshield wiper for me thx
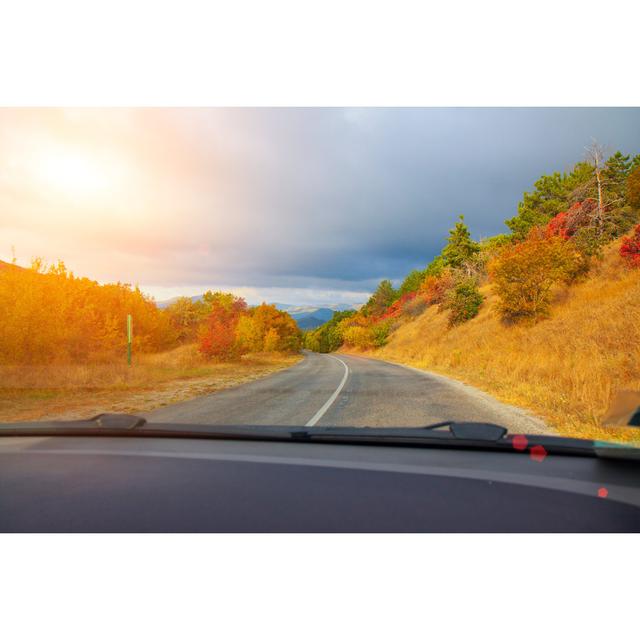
[2,412,638,459]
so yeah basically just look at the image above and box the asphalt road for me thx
[146,352,551,434]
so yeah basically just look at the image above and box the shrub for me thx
[445,279,483,326]
[341,325,374,349]
[620,224,640,268]
[339,316,391,350]
[381,292,418,320]
[419,270,455,306]
[489,232,581,321]
[402,294,428,317]
[371,320,392,347]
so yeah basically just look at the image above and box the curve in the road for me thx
[146,351,551,435]
[305,355,350,426]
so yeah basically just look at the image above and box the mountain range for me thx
[278,304,356,329]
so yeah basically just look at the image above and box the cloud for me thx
[1,107,639,304]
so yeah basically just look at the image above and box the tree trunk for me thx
[595,163,604,233]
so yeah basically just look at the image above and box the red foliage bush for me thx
[419,271,455,305]
[381,292,417,319]
[620,224,640,268]
[198,296,248,360]
[546,211,571,239]
[545,200,597,240]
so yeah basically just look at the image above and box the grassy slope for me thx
[366,243,640,442]
[0,345,301,422]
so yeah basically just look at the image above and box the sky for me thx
[1,107,639,306]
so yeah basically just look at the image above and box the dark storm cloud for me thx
[185,107,640,289]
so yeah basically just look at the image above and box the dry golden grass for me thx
[365,243,640,444]
[0,344,301,422]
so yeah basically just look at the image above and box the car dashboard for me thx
[1,431,639,532]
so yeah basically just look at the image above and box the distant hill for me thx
[296,316,327,329]
[156,295,202,309]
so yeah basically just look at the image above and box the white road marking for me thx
[305,355,350,427]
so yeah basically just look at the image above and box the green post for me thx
[127,314,132,366]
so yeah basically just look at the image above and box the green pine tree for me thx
[442,215,480,269]
[362,279,398,316]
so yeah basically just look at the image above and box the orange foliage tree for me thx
[418,270,455,305]
[198,298,302,360]
[197,293,248,361]
[489,231,581,321]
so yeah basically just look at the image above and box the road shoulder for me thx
[339,350,553,435]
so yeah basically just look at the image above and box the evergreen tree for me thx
[506,163,593,239]
[362,279,398,317]
[602,151,631,204]
[398,269,426,296]
[442,215,480,268]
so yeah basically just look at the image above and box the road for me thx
[146,351,551,434]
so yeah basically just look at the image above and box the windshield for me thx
[1,107,639,450]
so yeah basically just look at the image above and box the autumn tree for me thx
[165,297,203,343]
[489,232,581,321]
[197,294,248,360]
[235,303,302,353]
[0,258,176,365]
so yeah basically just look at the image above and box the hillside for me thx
[0,259,23,271]
[306,148,640,441]
[360,242,640,441]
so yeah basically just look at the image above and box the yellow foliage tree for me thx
[235,303,302,353]
[0,259,175,365]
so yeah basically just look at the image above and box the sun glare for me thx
[32,146,118,199]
